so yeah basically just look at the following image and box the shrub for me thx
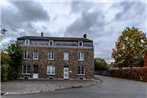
[7,66,18,80]
[1,64,18,81]
[1,64,9,81]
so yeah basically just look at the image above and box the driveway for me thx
[1,79,99,95]
[2,75,147,98]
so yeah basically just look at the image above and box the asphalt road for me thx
[2,75,147,98]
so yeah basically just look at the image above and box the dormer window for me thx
[25,39,30,45]
[49,40,54,46]
[78,41,83,46]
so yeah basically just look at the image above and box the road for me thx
[2,75,147,98]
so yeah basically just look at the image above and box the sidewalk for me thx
[1,79,100,95]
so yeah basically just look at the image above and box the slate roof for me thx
[17,36,93,42]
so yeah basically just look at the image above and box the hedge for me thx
[108,67,147,82]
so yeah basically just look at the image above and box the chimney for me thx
[41,32,43,37]
[83,34,87,39]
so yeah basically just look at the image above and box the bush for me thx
[1,64,9,81]
[7,66,18,80]
[1,64,18,81]
[108,67,147,82]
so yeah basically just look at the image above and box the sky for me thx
[0,0,147,63]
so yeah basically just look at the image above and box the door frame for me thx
[33,65,39,79]
[63,67,69,79]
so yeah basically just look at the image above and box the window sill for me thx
[24,58,30,60]
[77,74,85,76]
[22,73,31,75]
[78,59,84,61]
[33,59,39,60]
[48,59,54,60]
[47,74,55,76]
[64,59,69,61]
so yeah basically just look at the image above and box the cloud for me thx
[115,2,146,21]
[64,1,146,63]
[1,0,51,48]
[2,0,50,36]
[65,1,107,38]
[1,0,146,63]
[2,1,49,26]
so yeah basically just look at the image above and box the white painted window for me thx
[64,52,69,60]
[25,39,30,45]
[49,40,54,46]
[47,66,55,75]
[78,52,84,61]
[33,51,39,60]
[48,52,54,60]
[22,65,30,74]
[24,51,29,59]
[77,66,85,75]
[78,41,83,46]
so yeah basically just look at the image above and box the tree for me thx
[7,41,22,77]
[112,27,147,68]
[7,41,22,69]
[1,51,10,81]
[94,58,108,71]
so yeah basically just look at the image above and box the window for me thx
[48,52,54,60]
[33,65,38,73]
[47,66,55,75]
[33,51,39,60]
[24,51,29,59]
[64,52,69,60]
[25,39,30,45]
[78,41,83,46]
[77,66,85,75]
[22,65,30,74]
[78,52,84,61]
[49,40,54,46]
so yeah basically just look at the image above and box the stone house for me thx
[144,52,147,67]
[17,33,94,80]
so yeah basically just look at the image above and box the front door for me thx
[33,65,38,79]
[63,68,69,79]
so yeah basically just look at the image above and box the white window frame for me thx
[77,66,85,75]
[33,51,39,60]
[24,51,29,59]
[49,40,54,46]
[48,52,54,60]
[22,65,30,75]
[64,52,69,60]
[25,39,30,45]
[47,65,55,75]
[78,52,84,61]
[78,41,83,46]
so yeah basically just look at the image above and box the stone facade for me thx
[144,53,147,67]
[17,34,94,80]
